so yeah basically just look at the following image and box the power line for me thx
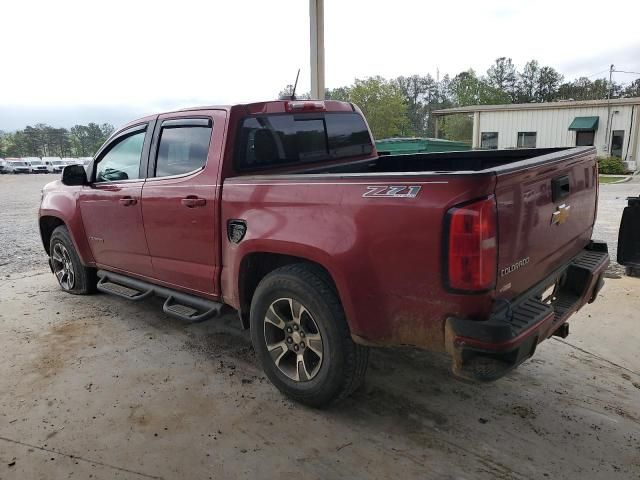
[584,68,610,79]
[614,69,640,76]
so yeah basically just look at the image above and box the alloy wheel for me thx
[51,243,75,290]
[263,297,324,382]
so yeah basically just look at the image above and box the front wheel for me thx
[250,264,369,408]
[49,225,96,295]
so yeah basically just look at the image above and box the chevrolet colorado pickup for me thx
[39,100,609,407]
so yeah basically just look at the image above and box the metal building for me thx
[433,97,640,172]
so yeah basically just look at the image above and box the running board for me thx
[97,270,225,323]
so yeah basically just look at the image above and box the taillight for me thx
[285,101,326,112]
[445,196,497,292]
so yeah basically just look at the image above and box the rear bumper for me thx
[445,241,609,382]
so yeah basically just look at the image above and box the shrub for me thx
[597,156,627,175]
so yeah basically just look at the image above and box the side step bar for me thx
[97,270,226,323]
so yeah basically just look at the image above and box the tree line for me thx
[0,123,115,158]
[281,57,640,141]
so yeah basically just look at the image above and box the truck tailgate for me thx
[494,147,598,299]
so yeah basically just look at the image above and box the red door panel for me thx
[79,182,153,276]
[141,110,226,297]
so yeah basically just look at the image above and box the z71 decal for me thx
[362,185,422,198]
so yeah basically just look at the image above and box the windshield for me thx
[53,161,64,165]
[235,112,373,170]
[11,161,27,166]
[30,161,42,165]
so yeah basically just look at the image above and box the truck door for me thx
[141,110,226,297]
[79,122,155,277]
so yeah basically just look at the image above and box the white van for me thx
[43,157,64,173]
[6,159,30,174]
[24,157,49,174]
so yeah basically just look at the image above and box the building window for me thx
[576,131,595,146]
[481,132,498,149]
[517,132,537,148]
[611,130,624,158]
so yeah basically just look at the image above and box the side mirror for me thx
[61,164,88,186]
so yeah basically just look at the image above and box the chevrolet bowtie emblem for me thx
[551,204,571,225]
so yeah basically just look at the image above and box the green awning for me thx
[568,116,599,131]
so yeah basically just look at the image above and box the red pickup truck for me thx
[39,100,609,407]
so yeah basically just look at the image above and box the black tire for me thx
[49,225,97,295]
[250,263,369,408]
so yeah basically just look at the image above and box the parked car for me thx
[42,157,62,173]
[45,158,67,174]
[25,157,49,173]
[6,158,30,174]
[38,100,609,407]
[0,158,6,174]
[77,157,93,166]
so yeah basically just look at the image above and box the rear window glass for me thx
[155,125,211,177]
[235,112,372,169]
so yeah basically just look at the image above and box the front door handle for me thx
[181,196,207,208]
[119,196,137,206]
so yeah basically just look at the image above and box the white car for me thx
[77,157,93,166]
[0,158,6,174]
[6,159,30,174]
[43,157,65,173]
[24,157,49,174]
[61,157,81,167]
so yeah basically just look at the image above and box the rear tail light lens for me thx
[446,196,497,292]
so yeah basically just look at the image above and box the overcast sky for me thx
[1,0,639,131]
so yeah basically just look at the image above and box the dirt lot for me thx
[1,174,639,480]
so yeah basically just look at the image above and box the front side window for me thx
[517,132,537,148]
[235,112,373,170]
[155,125,212,177]
[611,130,624,157]
[481,132,498,149]
[95,131,145,183]
[576,131,595,147]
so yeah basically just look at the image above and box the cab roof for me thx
[118,100,356,133]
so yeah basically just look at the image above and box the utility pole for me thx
[605,64,615,153]
[309,0,325,100]
[608,64,615,100]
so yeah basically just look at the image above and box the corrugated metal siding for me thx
[477,105,635,157]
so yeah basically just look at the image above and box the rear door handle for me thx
[181,196,207,208]
[119,196,137,206]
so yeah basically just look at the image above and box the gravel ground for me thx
[0,173,639,480]
[0,174,52,277]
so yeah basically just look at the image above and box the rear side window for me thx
[155,124,212,177]
[236,112,372,169]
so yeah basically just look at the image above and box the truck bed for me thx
[298,147,578,175]
[224,146,599,350]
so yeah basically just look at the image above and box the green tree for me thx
[0,122,114,158]
[448,70,510,106]
[517,60,540,102]
[338,76,408,139]
[535,66,564,102]
[487,57,518,101]
[623,78,640,97]
[325,86,350,101]
[392,74,439,136]
[441,114,473,142]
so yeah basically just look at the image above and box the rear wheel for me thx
[50,226,96,295]
[250,264,368,408]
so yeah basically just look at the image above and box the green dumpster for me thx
[375,137,470,155]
